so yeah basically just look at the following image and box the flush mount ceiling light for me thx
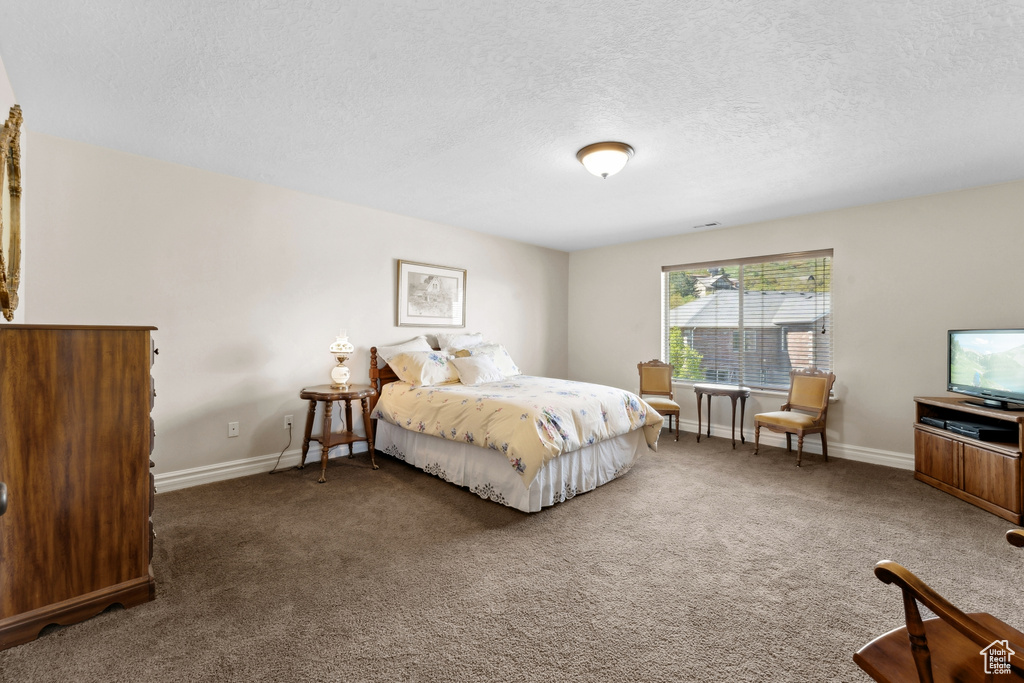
[576,141,634,179]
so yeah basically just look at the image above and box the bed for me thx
[368,337,664,512]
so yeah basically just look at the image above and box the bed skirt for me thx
[374,421,647,513]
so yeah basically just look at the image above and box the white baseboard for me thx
[674,418,914,470]
[827,442,914,470]
[154,443,371,493]
[155,424,914,494]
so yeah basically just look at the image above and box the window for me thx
[662,250,832,390]
[730,329,758,352]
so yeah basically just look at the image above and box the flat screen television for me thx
[948,329,1024,410]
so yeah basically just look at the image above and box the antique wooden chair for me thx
[753,367,836,466]
[637,359,679,441]
[854,532,1024,682]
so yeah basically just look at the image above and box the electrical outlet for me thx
[284,414,293,429]
[228,421,239,437]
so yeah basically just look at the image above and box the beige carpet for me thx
[3,434,1023,682]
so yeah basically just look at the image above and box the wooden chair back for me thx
[638,359,674,398]
[785,367,835,419]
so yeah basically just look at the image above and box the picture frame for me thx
[0,105,23,322]
[396,260,466,328]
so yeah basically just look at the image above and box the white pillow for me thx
[388,351,459,386]
[451,355,505,386]
[453,343,521,378]
[376,336,433,364]
[433,332,485,353]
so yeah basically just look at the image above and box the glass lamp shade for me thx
[330,329,354,386]
[576,142,634,179]
[329,329,354,355]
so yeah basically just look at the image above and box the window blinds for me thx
[661,250,833,390]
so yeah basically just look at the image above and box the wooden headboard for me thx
[369,346,401,396]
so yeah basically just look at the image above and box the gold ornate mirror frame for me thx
[0,105,23,321]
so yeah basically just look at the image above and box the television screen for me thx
[948,329,1024,408]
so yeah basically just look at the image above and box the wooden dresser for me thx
[0,325,157,649]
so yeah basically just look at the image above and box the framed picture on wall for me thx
[1,105,23,322]
[396,260,466,327]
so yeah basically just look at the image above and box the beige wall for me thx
[23,133,569,480]
[17,117,1024,477]
[0,57,13,116]
[568,180,1024,465]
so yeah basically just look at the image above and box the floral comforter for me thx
[372,376,664,487]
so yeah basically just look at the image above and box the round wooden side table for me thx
[694,383,751,449]
[298,383,377,483]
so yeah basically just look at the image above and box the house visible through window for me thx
[744,329,757,353]
[661,250,833,390]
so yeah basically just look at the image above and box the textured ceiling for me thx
[1,1,1023,252]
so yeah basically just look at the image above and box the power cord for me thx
[268,422,294,474]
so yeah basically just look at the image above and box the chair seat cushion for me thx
[645,397,680,414]
[756,411,818,430]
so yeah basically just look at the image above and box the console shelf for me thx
[914,396,1024,524]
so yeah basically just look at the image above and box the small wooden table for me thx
[298,383,377,483]
[694,383,751,449]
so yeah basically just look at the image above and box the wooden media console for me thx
[914,396,1024,524]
